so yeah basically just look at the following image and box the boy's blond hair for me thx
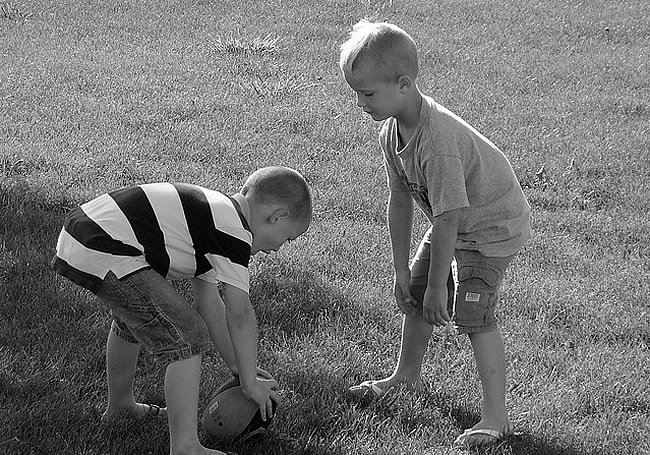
[339,20,419,81]
[242,166,312,221]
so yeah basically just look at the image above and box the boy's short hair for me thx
[241,166,312,221]
[339,20,419,81]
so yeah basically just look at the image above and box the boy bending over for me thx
[340,21,530,447]
[52,166,311,455]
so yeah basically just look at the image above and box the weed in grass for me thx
[210,31,280,56]
[245,74,326,99]
[0,1,31,21]
[1,157,27,177]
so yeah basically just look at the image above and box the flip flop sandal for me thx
[454,428,507,447]
[144,404,166,418]
[100,404,167,424]
[347,380,385,399]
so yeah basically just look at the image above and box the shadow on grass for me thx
[249,260,369,338]
[346,387,595,455]
[0,185,595,455]
[0,181,73,327]
[0,182,117,348]
[1,184,353,455]
[0,184,166,454]
[244,260,596,455]
[208,432,350,455]
[447,404,591,455]
[507,433,592,455]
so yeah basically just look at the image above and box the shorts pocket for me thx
[95,274,130,309]
[455,266,501,328]
[131,311,184,350]
[458,266,499,290]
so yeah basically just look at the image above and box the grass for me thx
[0,1,32,20]
[210,32,281,56]
[1,0,649,454]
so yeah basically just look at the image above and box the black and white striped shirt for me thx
[52,183,252,293]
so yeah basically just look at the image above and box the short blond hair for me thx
[241,166,312,222]
[339,20,419,81]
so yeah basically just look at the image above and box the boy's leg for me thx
[103,321,167,420]
[467,330,512,432]
[453,250,515,445]
[384,231,455,390]
[350,229,453,394]
[386,314,433,389]
[103,323,140,418]
[348,311,432,396]
[165,354,227,455]
[98,270,222,454]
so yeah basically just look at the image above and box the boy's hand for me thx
[229,366,275,381]
[256,367,275,381]
[394,270,418,315]
[241,376,281,421]
[422,285,450,326]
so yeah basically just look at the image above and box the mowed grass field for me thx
[1,0,649,454]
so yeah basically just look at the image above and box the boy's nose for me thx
[356,94,365,107]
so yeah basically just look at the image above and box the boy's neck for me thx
[231,192,251,225]
[395,91,423,144]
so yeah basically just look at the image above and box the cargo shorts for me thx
[409,228,516,334]
[94,268,212,363]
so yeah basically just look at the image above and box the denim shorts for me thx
[94,268,212,363]
[410,228,515,334]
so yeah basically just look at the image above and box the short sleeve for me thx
[423,154,469,217]
[203,254,250,294]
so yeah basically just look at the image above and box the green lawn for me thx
[1,0,649,454]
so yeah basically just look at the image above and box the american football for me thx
[202,379,277,442]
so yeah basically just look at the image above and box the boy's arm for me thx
[387,190,417,314]
[423,208,459,326]
[222,282,279,420]
[192,279,237,373]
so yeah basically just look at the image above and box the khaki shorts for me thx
[409,228,515,334]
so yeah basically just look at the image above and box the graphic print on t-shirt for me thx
[399,170,432,213]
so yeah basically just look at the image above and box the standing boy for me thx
[339,21,530,447]
[52,166,312,455]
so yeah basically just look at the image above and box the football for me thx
[202,378,277,442]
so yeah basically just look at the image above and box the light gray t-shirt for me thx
[380,96,531,257]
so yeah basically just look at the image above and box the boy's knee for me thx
[408,270,455,314]
[409,282,426,308]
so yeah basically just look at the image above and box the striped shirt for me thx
[52,183,252,293]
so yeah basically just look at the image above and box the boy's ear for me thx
[269,208,290,224]
[398,75,412,91]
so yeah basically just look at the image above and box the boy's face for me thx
[251,216,309,255]
[344,64,402,122]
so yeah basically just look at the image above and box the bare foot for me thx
[102,402,167,422]
[377,375,422,393]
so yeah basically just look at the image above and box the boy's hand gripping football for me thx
[394,270,418,315]
[242,376,280,422]
[422,285,451,326]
